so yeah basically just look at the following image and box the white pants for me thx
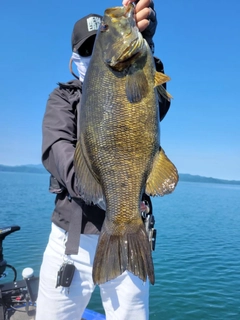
[36,223,149,320]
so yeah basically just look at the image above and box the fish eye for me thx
[100,24,109,32]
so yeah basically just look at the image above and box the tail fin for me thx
[92,223,155,285]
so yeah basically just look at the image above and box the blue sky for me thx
[0,0,239,180]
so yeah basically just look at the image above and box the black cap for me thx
[71,13,102,52]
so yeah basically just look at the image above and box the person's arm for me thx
[42,83,80,198]
[123,0,171,121]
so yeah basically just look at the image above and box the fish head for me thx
[97,4,145,70]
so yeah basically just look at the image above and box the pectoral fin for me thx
[126,69,148,103]
[74,140,106,209]
[146,148,179,196]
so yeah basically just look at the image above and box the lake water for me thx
[0,172,239,319]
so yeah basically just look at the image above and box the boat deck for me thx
[8,306,36,319]
[8,306,105,319]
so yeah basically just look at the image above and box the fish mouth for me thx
[105,2,134,19]
[103,4,145,68]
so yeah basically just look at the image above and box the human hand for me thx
[122,0,157,52]
[122,0,156,32]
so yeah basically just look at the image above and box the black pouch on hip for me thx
[56,262,75,288]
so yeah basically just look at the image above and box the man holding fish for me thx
[36,1,178,319]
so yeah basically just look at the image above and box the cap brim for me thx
[73,31,97,52]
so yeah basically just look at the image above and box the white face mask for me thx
[71,52,91,82]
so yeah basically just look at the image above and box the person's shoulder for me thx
[57,79,82,91]
[48,79,82,105]
[49,79,82,98]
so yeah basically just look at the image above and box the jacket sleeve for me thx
[42,83,80,198]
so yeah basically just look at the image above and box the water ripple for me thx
[1,174,240,319]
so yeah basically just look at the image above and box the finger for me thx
[134,0,152,12]
[135,7,156,31]
[136,19,150,32]
[122,0,135,6]
[135,7,156,23]
[123,0,152,9]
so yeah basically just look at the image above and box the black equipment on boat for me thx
[0,225,39,320]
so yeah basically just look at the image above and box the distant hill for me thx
[179,173,240,185]
[0,164,240,185]
[0,164,47,174]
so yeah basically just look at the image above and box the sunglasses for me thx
[78,35,96,57]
